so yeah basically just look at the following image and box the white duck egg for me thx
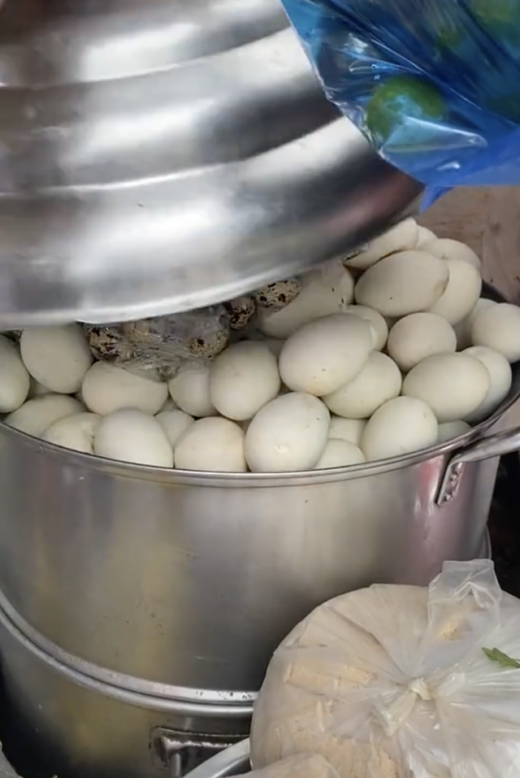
[174,417,246,472]
[387,312,457,372]
[43,412,101,454]
[343,304,388,350]
[279,314,372,396]
[314,439,365,469]
[344,218,419,270]
[160,397,178,412]
[82,362,168,416]
[402,353,490,422]
[245,392,330,472]
[463,346,512,422]
[426,259,482,325]
[5,395,83,436]
[470,303,520,362]
[20,325,93,394]
[29,377,53,398]
[354,250,449,317]
[257,260,354,339]
[168,365,215,418]
[437,420,471,443]
[328,417,366,447]
[323,352,402,419]
[0,335,30,412]
[415,226,437,246]
[361,396,438,461]
[454,298,497,349]
[421,237,482,269]
[155,410,195,448]
[209,341,280,421]
[94,409,174,467]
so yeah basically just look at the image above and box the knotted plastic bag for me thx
[251,560,520,778]
[280,0,520,205]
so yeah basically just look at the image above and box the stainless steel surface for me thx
[0,0,422,327]
[183,740,250,778]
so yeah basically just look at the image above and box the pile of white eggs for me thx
[0,217,519,473]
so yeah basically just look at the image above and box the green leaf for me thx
[482,647,520,669]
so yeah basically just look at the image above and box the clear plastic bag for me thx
[280,0,520,204]
[251,560,520,778]
[239,754,340,778]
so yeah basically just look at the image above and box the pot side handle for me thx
[436,425,520,506]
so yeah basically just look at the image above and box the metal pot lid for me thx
[0,0,422,326]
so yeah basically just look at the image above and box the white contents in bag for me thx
[251,560,520,778]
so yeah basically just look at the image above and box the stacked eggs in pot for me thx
[0,217,519,473]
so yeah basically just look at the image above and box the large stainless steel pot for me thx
[0,0,421,326]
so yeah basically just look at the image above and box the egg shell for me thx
[245,392,330,473]
[168,366,215,418]
[415,226,437,246]
[454,298,497,349]
[20,325,93,394]
[209,341,280,421]
[387,313,457,373]
[94,409,174,467]
[343,305,388,350]
[252,280,301,310]
[160,397,178,412]
[82,362,168,416]
[5,395,84,436]
[323,352,402,419]
[437,420,471,443]
[354,250,449,317]
[257,261,354,339]
[174,417,246,472]
[361,396,438,461]
[0,335,31,413]
[279,314,372,397]
[402,353,490,422]
[328,417,366,447]
[344,218,419,270]
[426,259,482,325]
[463,346,512,422]
[156,410,195,448]
[314,439,365,469]
[29,377,53,398]
[421,238,482,269]
[43,412,101,454]
[470,303,520,363]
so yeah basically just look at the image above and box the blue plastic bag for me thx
[280,0,520,205]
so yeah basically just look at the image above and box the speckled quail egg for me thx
[279,314,373,396]
[354,250,449,317]
[82,362,168,416]
[245,393,330,472]
[464,346,512,422]
[252,279,301,310]
[0,334,30,413]
[223,296,257,330]
[257,261,354,339]
[402,353,490,422]
[21,324,93,394]
[387,313,457,373]
[361,396,438,461]
[168,365,215,418]
[174,417,246,472]
[314,439,365,469]
[210,341,280,421]
[94,409,174,467]
[470,303,520,362]
[323,352,402,419]
[344,218,419,270]
[426,259,482,325]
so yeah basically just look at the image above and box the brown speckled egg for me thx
[84,325,131,362]
[252,279,301,310]
[188,327,229,359]
[223,296,257,330]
